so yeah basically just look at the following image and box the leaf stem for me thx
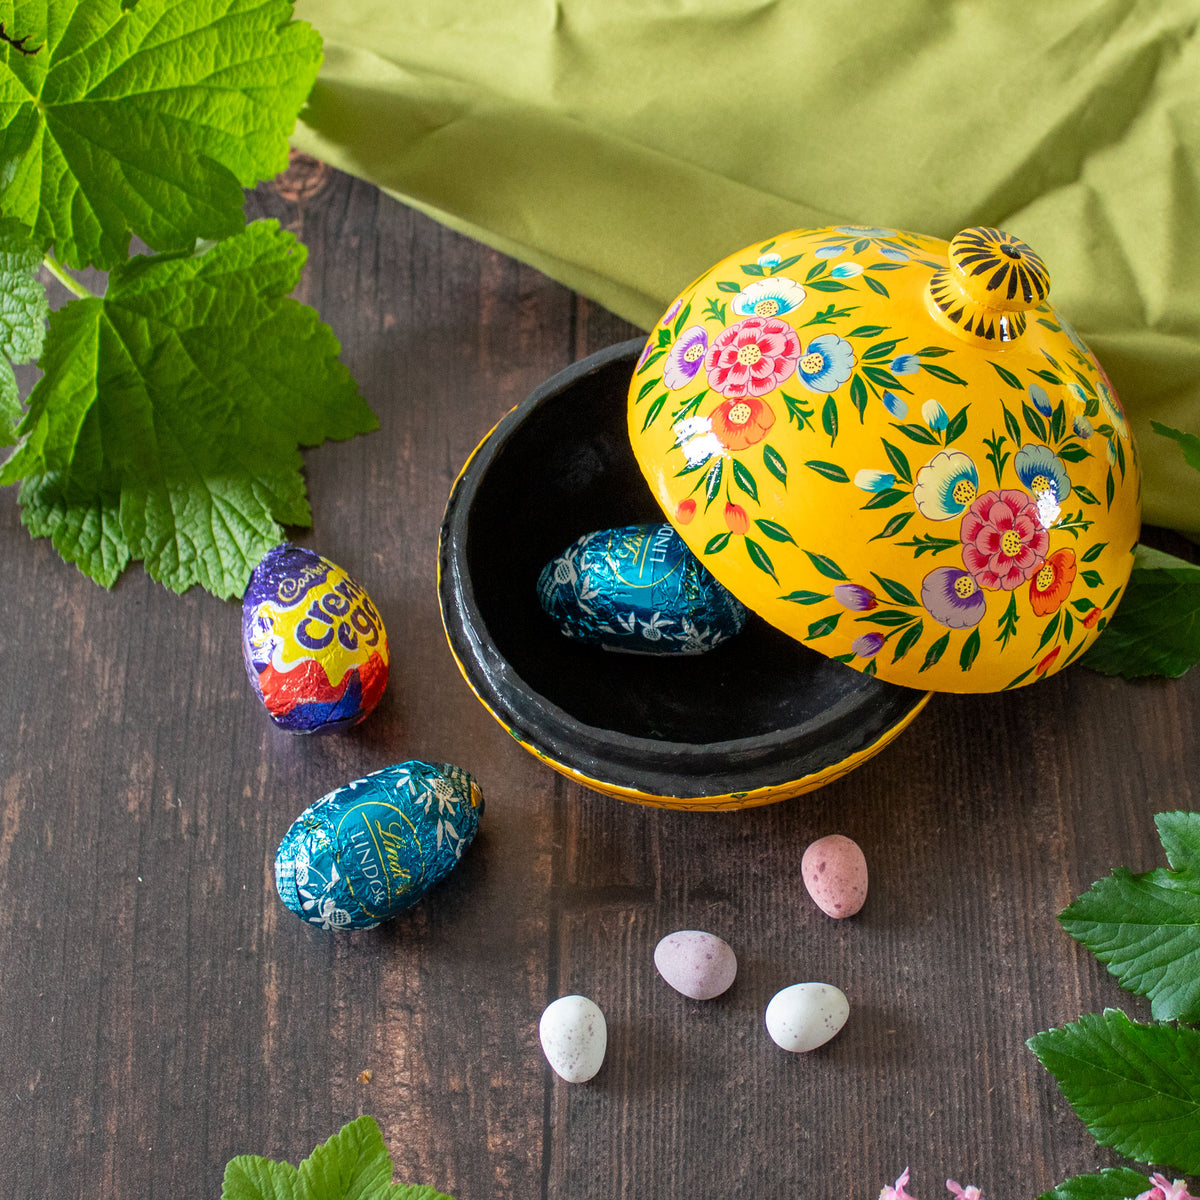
[42,253,94,300]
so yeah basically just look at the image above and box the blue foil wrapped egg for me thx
[537,523,747,654]
[242,543,389,733]
[274,761,483,931]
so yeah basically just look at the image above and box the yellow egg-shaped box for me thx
[628,226,1141,693]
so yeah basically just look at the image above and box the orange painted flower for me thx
[1028,549,1077,616]
[1035,645,1061,676]
[708,395,775,451]
[724,502,749,534]
[1082,606,1102,629]
[675,498,697,525]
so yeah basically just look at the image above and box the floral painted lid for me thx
[627,226,1141,692]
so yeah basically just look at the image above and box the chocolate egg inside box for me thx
[242,544,389,733]
[439,341,929,810]
[275,761,483,931]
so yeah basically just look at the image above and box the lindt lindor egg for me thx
[765,982,849,1052]
[653,930,738,1000]
[539,995,607,1083]
[242,543,389,733]
[274,761,483,931]
[801,834,869,918]
[537,523,747,654]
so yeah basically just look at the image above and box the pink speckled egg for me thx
[801,834,868,918]
[653,930,738,1000]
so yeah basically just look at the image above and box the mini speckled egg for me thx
[765,982,849,1053]
[537,523,747,654]
[539,994,607,1083]
[274,761,483,931]
[242,543,389,733]
[801,834,869,918]
[653,930,737,1000]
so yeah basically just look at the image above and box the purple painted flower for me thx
[663,325,709,390]
[890,354,920,375]
[922,566,986,629]
[834,583,877,611]
[852,632,884,658]
[1073,413,1094,439]
[660,298,682,326]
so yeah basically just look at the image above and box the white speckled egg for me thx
[653,930,737,1000]
[801,834,869,918]
[539,995,607,1083]
[765,982,849,1052]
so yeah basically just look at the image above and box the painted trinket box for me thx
[439,226,1140,808]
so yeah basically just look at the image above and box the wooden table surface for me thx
[2,159,1196,1200]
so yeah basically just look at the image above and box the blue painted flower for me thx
[829,262,864,279]
[890,354,920,375]
[922,566,986,630]
[1106,438,1118,464]
[1014,443,1071,504]
[757,251,782,271]
[878,242,910,262]
[854,469,896,492]
[731,277,807,319]
[913,450,979,520]
[1098,378,1130,441]
[663,325,709,390]
[1073,413,1094,439]
[797,334,856,393]
[881,390,908,418]
[1028,384,1053,417]
[815,244,844,259]
[922,399,948,431]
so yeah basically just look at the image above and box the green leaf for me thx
[881,439,911,484]
[705,459,723,505]
[807,611,841,639]
[989,360,1023,390]
[1003,404,1022,445]
[1154,420,1200,473]
[920,361,968,386]
[864,274,889,297]
[959,627,981,670]
[1082,542,1108,563]
[891,421,939,445]
[1083,545,1200,679]
[803,549,847,581]
[754,518,795,545]
[705,532,731,554]
[892,619,923,662]
[731,457,759,502]
[1027,1009,1200,1174]
[849,373,868,419]
[870,510,915,541]
[1058,442,1093,463]
[1036,1169,1161,1200]
[640,392,666,431]
[945,405,969,447]
[1022,401,1049,440]
[221,1114,456,1200]
[3,222,376,597]
[763,443,787,486]
[781,590,829,605]
[919,632,950,672]
[821,395,838,443]
[859,487,906,509]
[0,218,48,365]
[870,573,919,607]
[1059,812,1200,1021]
[804,459,849,483]
[745,536,776,581]
[0,0,324,270]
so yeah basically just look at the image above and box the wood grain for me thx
[0,160,1196,1200]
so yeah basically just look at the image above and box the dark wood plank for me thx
[1,157,1197,1200]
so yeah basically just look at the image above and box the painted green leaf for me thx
[1030,368,1062,386]
[1083,543,1108,562]
[1051,402,1067,443]
[871,573,919,607]
[1106,467,1116,508]
[959,627,981,670]
[849,373,868,419]
[763,443,787,486]
[871,511,915,541]
[745,536,776,581]
[920,632,950,672]
[1082,569,1103,587]
[1003,404,1022,445]
[848,325,887,337]
[891,421,939,446]
[732,457,759,502]
[1022,401,1049,440]
[1059,811,1200,1021]
[1074,484,1100,506]
[857,608,917,627]
[803,549,848,581]
[754,518,795,545]
[2,222,375,597]
[0,0,323,270]
[1058,442,1093,463]
[805,459,848,483]
[892,619,924,662]
[821,395,838,442]
[715,280,740,293]
[989,360,1023,390]
[944,405,969,447]
[781,590,829,605]
[1027,1009,1200,1174]
[806,611,841,639]
[881,439,911,484]
[705,532,731,554]
[641,393,666,431]
[705,459,723,504]
[864,274,889,297]
[860,488,906,509]
[920,362,968,386]
[1083,545,1200,678]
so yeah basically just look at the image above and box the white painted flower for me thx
[731,277,807,319]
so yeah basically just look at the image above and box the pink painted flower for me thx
[1136,1173,1198,1200]
[703,315,801,398]
[881,1168,920,1200]
[959,488,1049,590]
[947,1182,982,1200]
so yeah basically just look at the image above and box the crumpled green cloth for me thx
[292,0,1200,533]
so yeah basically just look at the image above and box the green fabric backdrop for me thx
[291,0,1200,533]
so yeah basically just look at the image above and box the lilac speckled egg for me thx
[801,834,868,918]
[765,982,849,1053]
[539,995,606,1083]
[653,930,737,1000]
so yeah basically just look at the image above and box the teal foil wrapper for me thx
[274,761,483,931]
[537,523,747,654]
